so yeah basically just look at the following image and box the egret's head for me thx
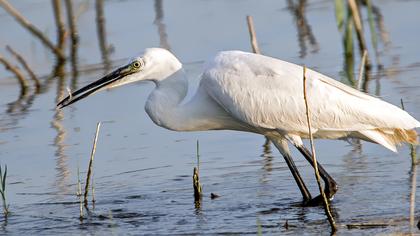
[57,48,181,108]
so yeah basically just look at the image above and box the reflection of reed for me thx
[6,45,40,92]
[96,0,111,72]
[64,0,80,88]
[51,74,71,196]
[287,0,319,58]
[0,54,28,96]
[154,0,171,51]
[260,142,273,184]
[409,163,417,232]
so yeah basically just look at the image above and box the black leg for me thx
[295,145,338,203]
[281,152,312,204]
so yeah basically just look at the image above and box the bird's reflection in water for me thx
[260,140,274,184]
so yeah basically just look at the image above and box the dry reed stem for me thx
[0,164,8,217]
[245,17,272,147]
[246,15,261,54]
[400,99,417,165]
[397,97,418,233]
[52,0,66,58]
[0,0,64,58]
[0,54,29,93]
[193,167,202,201]
[193,140,202,202]
[6,45,41,91]
[84,122,101,207]
[303,66,337,232]
[409,164,417,231]
[77,165,83,220]
[348,0,370,67]
[356,50,368,90]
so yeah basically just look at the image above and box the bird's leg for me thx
[270,137,312,204]
[295,145,338,205]
[281,152,312,204]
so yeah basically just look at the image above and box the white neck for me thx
[145,68,191,131]
[144,67,247,132]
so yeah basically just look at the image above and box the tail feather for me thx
[358,128,418,152]
[393,128,418,145]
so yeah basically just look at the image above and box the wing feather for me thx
[201,51,420,136]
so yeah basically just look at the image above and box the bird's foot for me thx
[302,186,337,207]
[303,194,332,207]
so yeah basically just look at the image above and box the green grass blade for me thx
[334,0,345,32]
[0,165,2,187]
[366,0,378,51]
[344,15,354,57]
[3,165,7,192]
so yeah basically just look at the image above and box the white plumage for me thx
[201,50,419,151]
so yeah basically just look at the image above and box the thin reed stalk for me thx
[347,0,366,52]
[400,99,417,165]
[246,15,261,54]
[357,50,367,90]
[6,45,41,92]
[409,163,417,231]
[245,17,271,147]
[52,0,66,59]
[0,0,64,58]
[0,165,9,217]
[77,165,83,220]
[84,122,101,207]
[302,66,337,232]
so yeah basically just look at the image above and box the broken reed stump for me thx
[193,140,202,204]
[6,45,41,92]
[303,66,337,232]
[193,167,202,201]
[84,122,101,207]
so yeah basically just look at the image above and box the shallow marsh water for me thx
[1,0,420,235]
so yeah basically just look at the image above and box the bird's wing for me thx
[201,51,420,136]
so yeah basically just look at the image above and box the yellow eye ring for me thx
[132,60,143,69]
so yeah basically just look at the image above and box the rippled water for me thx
[1,0,420,235]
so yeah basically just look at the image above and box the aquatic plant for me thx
[193,140,202,205]
[0,164,9,217]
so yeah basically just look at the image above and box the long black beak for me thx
[57,65,131,109]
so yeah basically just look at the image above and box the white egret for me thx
[58,48,420,205]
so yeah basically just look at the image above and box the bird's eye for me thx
[132,60,143,69]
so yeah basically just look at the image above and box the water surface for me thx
[1,0,420,235]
